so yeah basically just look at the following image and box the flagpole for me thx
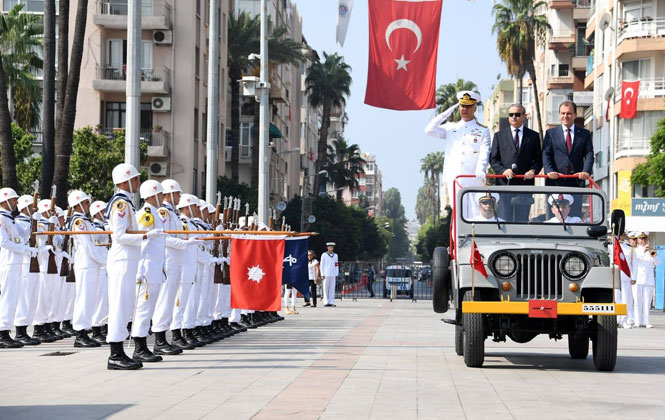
[611,225,616,304]
[471,223,476,301]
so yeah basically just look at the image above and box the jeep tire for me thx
[455,323,463,356]
[462,291,484,367]
[593,315,617,371]
[432,247,450,313]
[568,332,589,359]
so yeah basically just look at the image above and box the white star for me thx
[395,55,410,71]
[247,265,265,283]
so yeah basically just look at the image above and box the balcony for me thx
[616,136,651,158]
[94,0,171,30]
[618,17,665,43]
[617,78,665,100]
[548,34,576,50]
[99,127,169,156]
[92,66,170,94]
[549,0,574,8]
[547,68,574,89]
[572,55,589,70]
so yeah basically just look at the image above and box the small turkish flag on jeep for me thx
[470,239,488,278]
[613,237,631,278]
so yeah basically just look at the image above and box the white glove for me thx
[25,246,38,258]
[475,170,486,181]
[59,251,71,261]
[31,212,41,221]
[40,245,53,254]
[186,238,199,246]
[440,103,460,121]
[223,257,230,265]
[146,229,165,239]
[48,215,59,225]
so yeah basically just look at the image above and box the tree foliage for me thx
[0,123,41,194]
[415,213,451,262]
[436,79,479,119]
[382,188,410,260]
[216,176,258,214]
[324,137,366,201]
[632,118,665,197]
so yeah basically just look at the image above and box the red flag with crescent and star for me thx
[620,80,640,119]
[613,237,631,278]
[365,0,442,110]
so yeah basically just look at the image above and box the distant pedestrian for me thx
[367,264,376,297]
[305,250,320,307]
[320,242,339,307]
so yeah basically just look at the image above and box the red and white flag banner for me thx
[230,237,285,311]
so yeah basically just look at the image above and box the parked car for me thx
[384,265,414,298]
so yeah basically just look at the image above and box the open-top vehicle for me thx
[433,175,626,371]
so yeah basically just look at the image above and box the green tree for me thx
[415,215,451,262]
[382,188,410,260]
[420,151,444,220]
[415,180,438,225]
[435,78,479,120]
[306,52,352,196]
[216,176,258,214]
[0,123,41,194]
[41,0,57,199]
[324,137,366,201]
[632,118,665,197]
[492,0,551,138]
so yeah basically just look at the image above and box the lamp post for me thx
[300,170,327,231]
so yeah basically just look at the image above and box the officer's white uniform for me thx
[634,235,661,327]
[546,216,583,223]
[90,201,109,329]
[56,208,76,329]
[320,247,339,306]
[32,202,62,329]
[70,197,106,333]
[425,92,490,218]
[13,197,40,331]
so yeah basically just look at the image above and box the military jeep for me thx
[432,175,626,371]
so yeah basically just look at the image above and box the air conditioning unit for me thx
[153,30,172,45]
[151,96,171,112]
[149,162,167,177]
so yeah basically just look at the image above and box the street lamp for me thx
[300,170,327,231]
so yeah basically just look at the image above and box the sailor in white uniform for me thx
[634,231,661,328]
[320,242,339,307]
[469,192,505,222]
[546,194,582,224]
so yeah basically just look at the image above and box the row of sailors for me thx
[0,163,282,370]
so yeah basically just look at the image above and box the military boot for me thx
[61,320,76,335]
[32,325,56,343]
[74,330,101,348]
[153,331,182,355]
[132,337,163,362]
[183,329,205,347]
[229,321,248,333]
[108,342,142,370]
[171,329,196,350]
[50,322,69,339]
[0,330,23,348]
[91,326,108,345]
[14,326,40,346]
[193,327,214,344]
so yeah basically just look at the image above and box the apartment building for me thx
[585,0,665,240]
[57,0,230,196]
[341,152,383,217]
[532,0,593,136]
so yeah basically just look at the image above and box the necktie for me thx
[514,129,520,152]
[566,128,572,154]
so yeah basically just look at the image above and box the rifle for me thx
[243,202,250,230]
[250,212,257,231]
[221,196,231,285]
[213,192,223,284]
[46,185,58,274]
[60,207,73,279]
[233,198,240,227]
[28,180,40,273]
[269,208,275,231]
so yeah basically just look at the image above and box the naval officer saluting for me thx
[425,91,490,218]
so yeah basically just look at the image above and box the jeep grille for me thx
[515,253,564,300]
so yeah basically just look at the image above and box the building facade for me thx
[341,152,383,216]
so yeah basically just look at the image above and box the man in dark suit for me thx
[490,104,543,221]
[542,101,594,218]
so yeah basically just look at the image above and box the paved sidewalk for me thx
[1,300,665,420]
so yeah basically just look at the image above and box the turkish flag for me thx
[620,80,640,119]
[470,239,488,278]
[364,0,442,110]
[613,237,631,278]
[230,237,285,311]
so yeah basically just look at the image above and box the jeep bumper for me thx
[462,301,626,317]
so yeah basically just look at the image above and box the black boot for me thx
[74,330,101,348]
[91,327,108,345]
[192,327,213,344]
[183,329,205,347]
[61,320,76,335]
[50,322,69,339]
[132,337,162,362]
[153,331,183,355]
[229,321,248,333]
[272,311,285,321]
[43,323,61,341]
[0,330,23,348]
[108,342,143,370]
[14,326,40,346]
[32,325,56,343]
[171,329,196,350]
[205,325,222,342]
[101,324,108,336]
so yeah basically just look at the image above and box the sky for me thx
[294,0,505,220]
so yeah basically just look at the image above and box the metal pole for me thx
[205,0,220,203]
[609,0,618,201]
[257,0,270,225]
[126,0,141,170]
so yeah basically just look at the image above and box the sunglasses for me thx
[479,200,494,206]
[508,112,522,117]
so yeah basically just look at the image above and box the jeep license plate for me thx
[582,304,615,314]
[528,300,558,318]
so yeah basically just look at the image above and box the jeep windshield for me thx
[460,190,605,226]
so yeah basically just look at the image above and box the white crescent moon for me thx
[385,19,422,53]
[625,87,634,98]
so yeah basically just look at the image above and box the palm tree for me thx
[435,79,478,120]
[305,52,352,196]
[228,12,305,185]
[42,0,57,197]
[420,151,444,220]
[53,0,88,207]
[493,0,551,139]
[323,137,365,202]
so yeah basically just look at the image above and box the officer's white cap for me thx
[547,194,574,206]
[326,242,336,247]
[90,201,106,217]
[457,91,481,105]
[638,231,649,238]
[476,192,499,204]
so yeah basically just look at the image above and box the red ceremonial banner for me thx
[364,0,442,110]
[230,238,285,311]
[620,80,640,119]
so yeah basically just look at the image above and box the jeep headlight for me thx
[492,253,517,278]
[561,253,588,279]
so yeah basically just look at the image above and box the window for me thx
[106,39,153,77]
[365,163,374,172]
[194,108,199,141]
[352,190,359,199]
[202,112,207,144]
[359,178,366,186]
[195,47,200,78]
[104,102,152,130]
[240,122,251,158]
[623,0,654,21]
[621,58,650,81]
[521,88,531,105]
[620,111,665,142]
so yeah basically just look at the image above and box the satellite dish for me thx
[599,12,612,31]
[277,201,287,211]
[307,215,316,224]
[604,87,615,101]
[496,73,501,80]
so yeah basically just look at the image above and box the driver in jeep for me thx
[469,192,504,222]
[546,194,582,224]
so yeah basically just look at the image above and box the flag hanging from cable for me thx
[365,0,443,110]
[613,237,631,278]
[336,0,354,47]
[470,239,487,278]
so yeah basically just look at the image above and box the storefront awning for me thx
[251,123,283,138]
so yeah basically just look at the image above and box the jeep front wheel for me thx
[455,323,463,356]
[462,291,484,367]
[593,315,617,371]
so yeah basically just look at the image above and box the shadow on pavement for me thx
[0,404,133,420]
[482,353,665,373]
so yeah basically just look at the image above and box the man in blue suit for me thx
[542,101,594,218]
